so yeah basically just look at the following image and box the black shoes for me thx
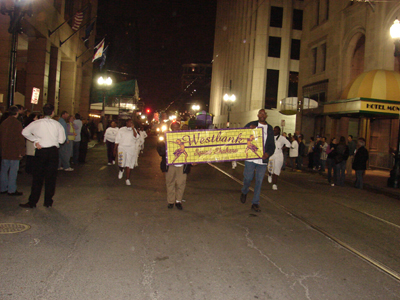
[251,204,261,212]
[240,193,247,203]
[175,202,183,210]
[8,191,23,196]
[19,202,36,208]
[44,200,53,208]
[167,203,174,209]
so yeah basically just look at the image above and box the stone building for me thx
[0,0,97,117]
[297,0,400,169]
[209,0,305,132]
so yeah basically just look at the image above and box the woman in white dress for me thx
[267,126,291,190]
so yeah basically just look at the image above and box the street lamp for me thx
[97,75,112,115]
[389,18,400,188]
[223,93,236,128]
[192,104,200,113]
[1,0,33,108]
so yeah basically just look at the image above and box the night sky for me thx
[96,0,217,112]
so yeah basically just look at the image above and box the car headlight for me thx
[159,136,164,141]
[156,128,160,132]
[161,125,167,132]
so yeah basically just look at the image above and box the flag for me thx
[72,11,84,31]
[92,38,105,62]
[99,46,108,70]
[82,20,95,42]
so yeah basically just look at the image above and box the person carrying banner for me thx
[157,122,191,210]
[240,109,275,212]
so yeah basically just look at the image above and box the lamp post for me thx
[223,93,236,128]
[390,18,400,188]
[97,75,112,115]
[1,0,33,108]
[192,104,200,115]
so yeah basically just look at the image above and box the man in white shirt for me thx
[20,104,66,208]
[240,109,275,212]
[114,119,140,186]
[104,120,119,165]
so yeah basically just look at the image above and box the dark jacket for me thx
[80,124,91,143]
[334,144,349,164]
[157,140,191,174]
[0,116,26,160]
[244,120,275,163]
[352,146,369,170]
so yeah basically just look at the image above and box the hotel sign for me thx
[360,102,400,114]
[165,128,265,165]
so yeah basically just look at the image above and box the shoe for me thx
[251,204,261,212]
[118,170,124,179]
[126,179,131,186]
[268,175,272,183]
[175,202,183,210]
[331,183,335,186]
[57,167,63,171]
[240,193,247,203]
[1,191,8,194]
[44,203,52,208]
[64,167,74,171]
[107,163,112,165]
[272,184,277,190]
[8,191,23,196]
[19,202,36,208]
[112,161,115,165]
[167,203,174,209]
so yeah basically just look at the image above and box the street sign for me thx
[31,88,40,104]
[281,119,285,127]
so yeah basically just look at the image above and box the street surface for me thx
[1,136,400,300]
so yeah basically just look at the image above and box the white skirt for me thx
[268,153,284,176]
[118,145,138,169]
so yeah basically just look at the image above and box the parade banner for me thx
[165,128,264,165]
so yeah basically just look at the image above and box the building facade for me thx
[0,0,97,117]
[209,0,305,132]
[297,0,400,169]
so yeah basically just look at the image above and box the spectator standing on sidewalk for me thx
[313,136,322,170]
[346,135,357,177]
[66,115,77,164]
[73,113,82,165]
[326,137,337,186]
[320,137,328,172]
[104,120,119,165]
[240,109,275,212]
[334,136,349,186]
[289,135,299,171]
[24,113,39,174]
[307,137,314,169]
[0,106,26,196]
[20,103,66,208]
[79,118,91,163]
[157,122,191,210]
[58,111,73,171]
[97,120,104,143]
[297,135,305,170]
[114,119,140,186]
[352,138,369,189]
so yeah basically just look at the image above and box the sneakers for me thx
[331,183,335,186]
[126,179,131,186]
[118,170,124,179]
[112,161,115,165]
[240,193,247,203]
[268,175,272,183]
[64,167,74,171]
[167,203,174,209]
[251,204,261,212]
[107,163,112,166]
[232,161,237,169]
[272,184,277,190]
[57,167,63,171]
[175,202,183,210]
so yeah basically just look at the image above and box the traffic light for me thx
[146,108,151,113]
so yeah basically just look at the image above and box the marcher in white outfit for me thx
[114,119,140,185]
[138,127,148,153]
[104,120,119,165]
[289,136,299,171]
[268,126,291,190]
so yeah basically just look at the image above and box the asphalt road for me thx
[1,136,400,300]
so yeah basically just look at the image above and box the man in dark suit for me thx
[240,109,275,212]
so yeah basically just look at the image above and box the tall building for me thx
[297,0,400,169]
[0,0,97,117]
[209,0,304,131]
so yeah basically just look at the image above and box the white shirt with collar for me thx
[104,127,119,143]
[22,116,66,148]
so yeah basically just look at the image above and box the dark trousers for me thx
[307,153,314,168]
[355,170,364,189]
[334,160,346,186]
[106,140,115,163]
[73,141,80,164]
[79,142,88,163]
[326,158,336,184]
[28,147,58,206]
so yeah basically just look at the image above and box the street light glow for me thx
[223,93,236,102]
[391,19,400,39]
[97,76,112,86]
[192,104,200,111]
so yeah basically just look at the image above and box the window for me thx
[291,39,301,60]
[64,0,74,21]
[268,37,281,58]
[311,47,317,75]
[321,43,327,71]
[314,0,320,27]
[270,7,283,28]
[288,72,299,97]
[292,9,303,30]
[265,69,279,109]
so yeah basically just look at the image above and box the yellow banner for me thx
[165,128,264,165]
